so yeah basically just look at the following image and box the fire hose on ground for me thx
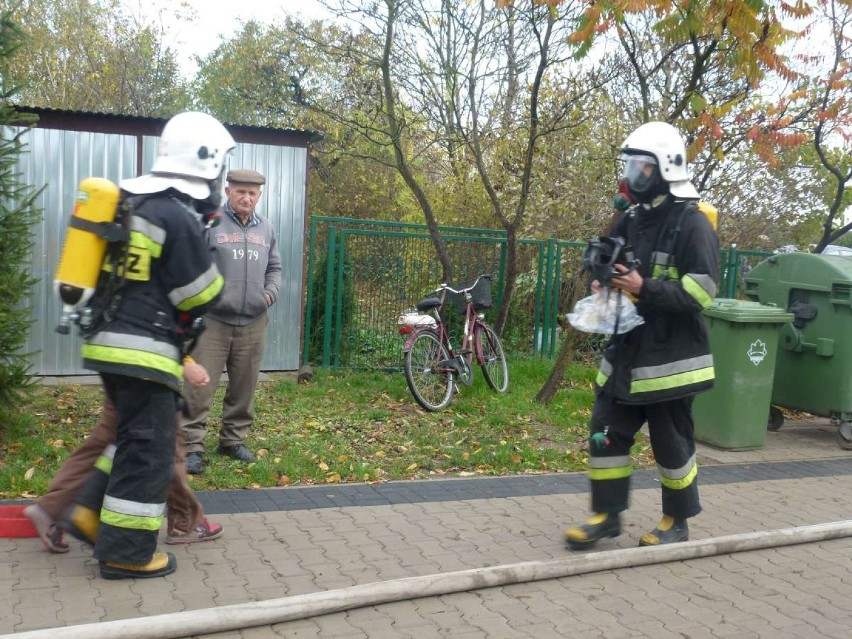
[7,521,852,639]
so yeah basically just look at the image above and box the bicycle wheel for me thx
[403,330,455,411]
[477,323,509,393]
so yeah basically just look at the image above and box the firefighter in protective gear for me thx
[61,111,232,579]
[565,121,719,550]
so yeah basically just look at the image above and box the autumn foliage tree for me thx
[4,0,190,116]
[531,0,841,403]
[506,1,848,243]
[786,0,852,251]
[292,0,615,335]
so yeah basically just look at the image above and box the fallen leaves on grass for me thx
[4,362,645,497]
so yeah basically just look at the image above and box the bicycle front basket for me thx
[471,277,493,311]
[450,277,492,314]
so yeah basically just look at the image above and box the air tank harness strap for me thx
[68,216,129,243]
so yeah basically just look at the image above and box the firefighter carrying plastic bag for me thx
[567,290,644,335]
[567,235,645,335]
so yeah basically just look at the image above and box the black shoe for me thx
[639,516,689,546]
[99,552,177,580]
[186,451,204,475]
[217,444,255,462]
[565,512,621,550]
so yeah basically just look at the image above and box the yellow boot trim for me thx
[639,515,675,546]
[565,512,609,542]
[103,551,172,572]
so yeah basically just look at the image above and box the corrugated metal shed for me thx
[11,107,313,376]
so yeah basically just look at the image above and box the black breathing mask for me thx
[582,236,639,285]
[622,153,665,203]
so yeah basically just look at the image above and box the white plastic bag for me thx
[397,310,437,328]
[567,290,645,335]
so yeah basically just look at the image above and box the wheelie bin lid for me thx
[702,299,793,323]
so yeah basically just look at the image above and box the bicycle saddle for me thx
[416,297,441,312]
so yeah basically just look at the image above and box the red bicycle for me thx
[398,274,509,411]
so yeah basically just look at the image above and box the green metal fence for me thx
[303,216,772,369]
[719,245,774,299]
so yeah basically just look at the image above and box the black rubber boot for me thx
[100,551,177,580]
[639,515,689,546]
[565,512,621,550]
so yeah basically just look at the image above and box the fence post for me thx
[541,239,556,357]
[321,227,337,367]
[532,244,545,357]
[333,229,348,367]
[726,243,739,298]
[303,218,318,365]
[496,239,508,313]
[549,240,562,357]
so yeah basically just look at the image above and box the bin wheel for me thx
[837,421,852,451]
[767,406,784,432]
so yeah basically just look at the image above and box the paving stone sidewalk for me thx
[1,417,850,638]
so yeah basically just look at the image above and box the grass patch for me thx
[0,358,653,498]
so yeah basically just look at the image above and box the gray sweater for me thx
[205,203,281,326]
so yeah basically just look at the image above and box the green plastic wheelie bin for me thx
[745,251,852,449]
[693,299,792,450]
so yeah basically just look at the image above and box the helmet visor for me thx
[621,153,660,197]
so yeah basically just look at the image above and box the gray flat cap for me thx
[226,168,266,185]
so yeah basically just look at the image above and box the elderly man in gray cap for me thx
[182,168,282,474]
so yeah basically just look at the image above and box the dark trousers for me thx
[588,391,701,519]
[182,315,268,451]
[77,374,176,564]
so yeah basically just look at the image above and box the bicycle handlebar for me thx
[437,273,492,295]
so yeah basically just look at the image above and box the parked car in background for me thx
[774,244,799,254]
[820,245,852,256]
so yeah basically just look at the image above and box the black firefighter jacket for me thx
[82,192,224,391]
[595,196,720,404]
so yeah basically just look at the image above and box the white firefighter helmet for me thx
[123,112,236,199]
[621,121,699,200]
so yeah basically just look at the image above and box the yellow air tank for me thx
[697,201,718,231]
[54,177,120,332]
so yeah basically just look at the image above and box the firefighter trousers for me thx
[76,374,177,564]
[588,391,701,520]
